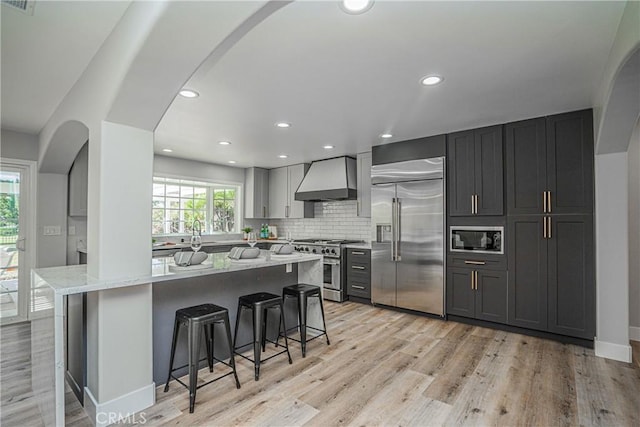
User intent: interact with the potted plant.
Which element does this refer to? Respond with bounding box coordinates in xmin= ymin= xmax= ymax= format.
xmin=242 ymin=226 xmax=253 ymax=240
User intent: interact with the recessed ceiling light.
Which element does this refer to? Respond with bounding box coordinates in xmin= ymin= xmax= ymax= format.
xmin=218 ymin=141 xmax=231 ymax=145
xmin=278 ymin=154 xmax=288 ymax=159
xmin=178 ymin=89 xmax=199 ymax=98
xmin=228 ymin=160 xmax=237 ymax=164
xmin=420 ymin=75 xmax=443 ymax=86
xmin=380 ymin=134 xmax=393 ymax=139
xmin=275 ymin=122 xmax=291 ymax=128
xmin=323 ymin=145 xmax=335 ymax=150
xmin=341 ymin=0 xmax=374 ymax=14
xmin=162 ymin=148 xmax=173 ymax=153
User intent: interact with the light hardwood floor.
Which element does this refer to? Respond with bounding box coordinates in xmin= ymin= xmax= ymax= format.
xmin=2 ymin=302 xmax=639 ymax=426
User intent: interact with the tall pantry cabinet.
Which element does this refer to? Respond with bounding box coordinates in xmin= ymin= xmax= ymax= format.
xmin=505 ymin=109 xmax=595 ymax=340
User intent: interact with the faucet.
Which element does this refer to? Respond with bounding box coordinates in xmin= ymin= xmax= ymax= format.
xmin=192 ymin=219 xmax=202 ymax=237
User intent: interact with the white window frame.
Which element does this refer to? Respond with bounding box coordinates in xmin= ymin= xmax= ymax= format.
xmin=152 ymin=175 xmax=243 ymax=236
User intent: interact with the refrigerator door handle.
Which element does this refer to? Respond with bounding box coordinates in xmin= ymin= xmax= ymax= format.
xmin=391 ymin=197 xmax=397 ymax=261
xmin=396 ymin=198 xmax=402 ymax=261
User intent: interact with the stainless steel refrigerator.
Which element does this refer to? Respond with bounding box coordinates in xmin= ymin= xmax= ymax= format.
xmin=371 ymin=157 xmax=444 ymax=316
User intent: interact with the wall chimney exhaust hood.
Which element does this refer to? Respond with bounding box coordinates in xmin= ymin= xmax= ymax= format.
xmin=295 ymin=156 xmax=357 ymax=201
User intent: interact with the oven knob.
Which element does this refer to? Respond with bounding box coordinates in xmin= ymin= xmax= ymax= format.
xmin=321 ymin=249 xmax=326 ymax=254
xmin=331 ymin=249 xmax=336 ymax=254
xmin=312 ymin=248 xmax=317 ymax=253
xmin=305 ymin=247 xmax=309 ymax=251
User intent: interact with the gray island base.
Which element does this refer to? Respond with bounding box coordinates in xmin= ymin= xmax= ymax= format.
xmin=30 ymin=252 xmax=322 ymax=426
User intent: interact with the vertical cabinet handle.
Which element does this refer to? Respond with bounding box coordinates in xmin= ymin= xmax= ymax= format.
xmin=471 ymin=195 xmax=475 ymax=214
xmin=470 ymin=270 xmax=478 ymax=290
xmin=548 ymin=217 xmax=552 ymax=239
xmin=357 ymin=200 xmax=360 ymax=216
xmin=543 ymin=217 xmax=548 ymax=239
xmin=543 ymin=191 xmax=548 ymax=213
xmin=474 ymin=194 xmax=478 ymax=214
xmin=548 ymin=191 xmax=552 ymax=213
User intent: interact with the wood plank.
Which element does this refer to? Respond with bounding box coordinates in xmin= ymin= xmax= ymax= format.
xmin=3 ymin=302 xmax=640 ymax=427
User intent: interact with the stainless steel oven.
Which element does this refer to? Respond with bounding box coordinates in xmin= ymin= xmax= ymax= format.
xmin=322 ymin=257 xmax=341 ymax=302
xmin=293 ymin=239 xmax=364 ymax=302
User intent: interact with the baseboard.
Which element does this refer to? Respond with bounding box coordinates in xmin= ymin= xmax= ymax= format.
xmin=629 ymin=326 xmax=640 ymax=341
xmin=84 ymin=383 xmax=155 ymax=427
xmin=594 ymin=339 xmax=632 ymax=363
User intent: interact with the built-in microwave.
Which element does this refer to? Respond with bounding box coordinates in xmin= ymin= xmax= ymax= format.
xmin=450 ymin=226 xmax=504 ymax=255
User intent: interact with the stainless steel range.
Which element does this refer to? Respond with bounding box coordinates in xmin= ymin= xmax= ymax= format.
xmin=293 ymin=239 xmax=363 ymax=302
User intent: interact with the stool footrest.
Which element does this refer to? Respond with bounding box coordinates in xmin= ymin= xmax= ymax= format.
xmin=234 ymin=348 xmax=291 ymax=364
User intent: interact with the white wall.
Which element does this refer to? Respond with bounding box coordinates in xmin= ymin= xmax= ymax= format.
xmin=153 ymin=154 xmax=244 ymax=184
xmin=629 ymin=119 xmax=640 ymax=340
xmin=1 ymin=129 xmax=68 ymax=268
xmin=245 ymin=200 xmax=370 ymax=241
xmin=1 ymin=129 xmax=39 ymax=161
xmin=595 ymin=152 xmax=631 ymax=361
xmin=36 ymin=173 xmax=68 ymax=268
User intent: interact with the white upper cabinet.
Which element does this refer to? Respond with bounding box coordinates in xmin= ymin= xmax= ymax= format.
xmin=268 ymin=164 xmax=314 ymax=219
xmin=68 ymin=143 xmax=88 ymax=217
xmin=357 ymin=152 xmax=372 ymax=217
xmin=244 ymin=167 xmax=269 ymax=219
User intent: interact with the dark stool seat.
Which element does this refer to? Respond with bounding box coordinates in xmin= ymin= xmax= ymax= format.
xmin=279 ymin=284 xmax=330 ymax=357
xmin=164 ymin=303 xmax=240 ymax=413
xmin=233 ymin=292 xmax=292 ymax=380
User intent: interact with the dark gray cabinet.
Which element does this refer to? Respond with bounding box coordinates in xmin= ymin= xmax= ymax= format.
xmin=507 ymin=216 xmax=548 ymax=331
xmin=507 ymin=215 xmax=594 ymax=339
xmin=446 ymin=266 xmax=507 ymax=323
xmin=547 ymin=215 xmax=594 ymax=338
xmin=346 ymin=248 xmax=371 ymax=300
xmin=506 ymin=110 xmax=593 ymax=215
xmin=448 ymin=125 xmax=503 ymax=216
xmin=506 ymin=109 xmax=594 ymax=341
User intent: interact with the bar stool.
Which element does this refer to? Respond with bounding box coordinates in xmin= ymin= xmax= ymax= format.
xmin=279 ymin=284 xmax=330 ymax=357
xmin=233 ymin=292 xmax=292 ymax=380
xmin=164 ymin=303 xmax=240 ymax=413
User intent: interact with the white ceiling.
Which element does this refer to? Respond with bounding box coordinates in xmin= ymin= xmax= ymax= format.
xmin=0 ymin=1 xmax=131 ymax=134
xmin=1 ymin=1 xmax=626 ymax=169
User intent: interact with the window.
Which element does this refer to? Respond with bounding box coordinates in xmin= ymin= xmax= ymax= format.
xmin=152 ymin=177 xmax=240 ymax=235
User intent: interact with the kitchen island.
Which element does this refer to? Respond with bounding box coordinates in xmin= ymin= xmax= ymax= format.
xmin=30 ymin=251 xmax=322 ymax=426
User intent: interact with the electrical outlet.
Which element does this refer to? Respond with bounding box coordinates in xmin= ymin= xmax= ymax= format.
xmin=68 ymin=226 xmax=76 ymax=236
xmin=286 ymin=263 xmax=292 ymax=273
xmin=43 ymin=226 xmax=61 ymax=236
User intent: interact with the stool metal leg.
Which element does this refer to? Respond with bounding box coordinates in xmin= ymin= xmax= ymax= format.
xmin=317 ymin=294 xmax=330 ymax=345
xmin=188 ymin=320 xmax=202 ymax=413
xmin=298 ymin=293 xmax=308 ymax=357
xmin=279 ymin=300 xmax=293 ymax=364
xmin=204 ymin=324 xmax=214 ymax=372
xmin=223 ymin=312 xmax=241 ymax=389
xmin=253 ymin=305 xmax=264 ymax=380
xmin=233 ymin=304 xmax=243 ymax=353
xmin=164 ymin=316 xmax=181 ymax=392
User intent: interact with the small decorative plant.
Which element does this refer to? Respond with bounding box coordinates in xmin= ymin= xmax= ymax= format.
xmin=242 ymin=226 xmax=253 ymax=240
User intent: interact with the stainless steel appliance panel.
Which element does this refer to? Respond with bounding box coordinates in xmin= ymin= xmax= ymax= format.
xmin=395 ymin=179 xmax=444 ymax=315
xmin=371 ymin=183 xmax=396 ymax=306
xmin=371 ymin=158 xmax=444 ymax=185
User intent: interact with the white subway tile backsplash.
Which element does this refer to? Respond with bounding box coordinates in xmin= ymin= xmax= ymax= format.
xmin=244 ymin=200 xmax=370 ymax=241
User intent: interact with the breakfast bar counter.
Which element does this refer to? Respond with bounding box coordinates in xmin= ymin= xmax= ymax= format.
xmin=30 ymin=252 xmax=322 ymax=426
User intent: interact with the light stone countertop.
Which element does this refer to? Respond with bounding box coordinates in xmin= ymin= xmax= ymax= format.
xmin=32 ymin=251 xmax=322 ymax=296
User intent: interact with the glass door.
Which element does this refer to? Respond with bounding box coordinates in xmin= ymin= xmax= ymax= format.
xmin=0 ymin=161 xmax=34 ymax=323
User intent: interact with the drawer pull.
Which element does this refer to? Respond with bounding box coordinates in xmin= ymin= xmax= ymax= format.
xmin=464 ymin=260 xmax=486 ymax=265
xmin=351 ymin=251 xmax=365 ymax=255
xmin=351 ymin=265 xmax=366 ymax=270
xmin=352 ymin=285 xmax=365 ymax=290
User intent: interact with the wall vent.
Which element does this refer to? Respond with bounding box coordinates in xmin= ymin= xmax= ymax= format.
xmin=1 ymin=0 xmax=35 ymax=15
